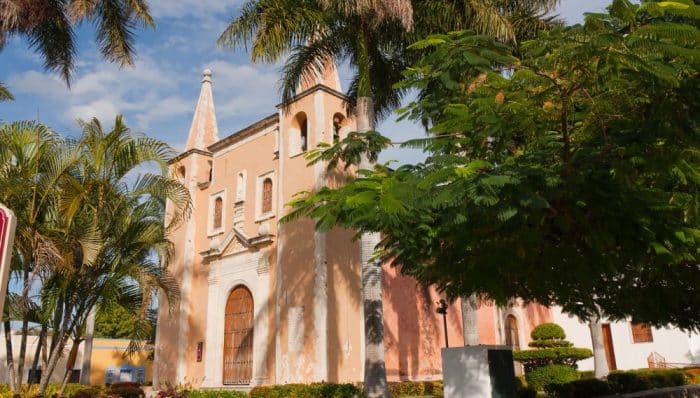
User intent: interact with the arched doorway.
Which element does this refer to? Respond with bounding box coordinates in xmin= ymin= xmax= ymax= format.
xmin=505 ymin=315 xmax=520 ymax=350
xmin=505 ymin=314 xmax=522 ymax=375
xmin=223 ymin=285 xmax=254 ymax=385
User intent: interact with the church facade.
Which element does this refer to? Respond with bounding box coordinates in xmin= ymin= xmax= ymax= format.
xmin=152 ymin=66 xmax=550 ymax=387
xmin=153 ymin=67 xmax=699 ymax=389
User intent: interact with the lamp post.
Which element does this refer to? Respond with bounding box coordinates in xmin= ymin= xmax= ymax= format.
xmin=436 ymin=299 xmax=449 ymax=348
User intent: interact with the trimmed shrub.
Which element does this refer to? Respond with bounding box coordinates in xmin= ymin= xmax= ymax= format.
xmin=387 ymin=380 xmax=443 ymax=397
xmin=525 ymin=364 xmax=579 ymax=392
xmin=513 ymin=347 xmax=593 ymax=368
xmin=108 ymin=382 xmax=145 ymax=398
xmin=607 ymin=369 xmax=689 ymax=394
xmin=187 ymin=391 xmax=246 ymax=398
xmin=548 ymin=378 xmax=613 ymax=398
xmin=249 ymin=383 xmax=362 ymax=398
xmin=531 ymin=323 xmax=566 ymax=341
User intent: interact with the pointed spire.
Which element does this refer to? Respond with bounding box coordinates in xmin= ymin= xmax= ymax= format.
xmin=185 ymin=68 xmax=219 ymax=151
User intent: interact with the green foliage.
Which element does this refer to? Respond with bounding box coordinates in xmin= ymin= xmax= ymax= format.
xmin=185 ymin=391 xmax=247 ymax=398
xmin=108 ymin=382 xmax=145 ymax=398
xmin=95 ymin=305 xmax=154 ymax=340
xmin=0 ymin=384 xmax=103 ymax=398
xmin=527 ymin=323 xmax=573 ymax=349
xmin=548 ymin=378 xmax=613 ymax=398
xmin=513 ymin=347 xmax=593 ymax=368
xmin=249 ymin=383 xmax=362 ymax=398
xmin=607 ymin=368 xmax=690 ymax=393
xmin=387 ymin=380 xmax=443 ymax=397
xmin=525 ymin=364 xmax=579 ymax=392
xmin=549 ymin=368 xmax=692 ymax=397
xmin=285 ymin=0 xmax=700 ymax=331
xmin=530 ymin=323 xmax=566 ymax=341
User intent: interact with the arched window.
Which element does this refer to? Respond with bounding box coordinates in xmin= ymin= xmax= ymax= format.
xmin=213 ymin=197 xmax=223 ymax=229
xmin=223 ymin=286 xmax=254 ymax=385
xmin=505 ymin=315 xmax=520 ymax=350
xmin=291 ymin=112 xmax=309 ymax=156
xmin=236 ymin=172 xmax=245 ymax=201
xmin=262 ymin=178 xmax=273 ymax=214
xmin=332 ymin=113 xmax=345 ymax=144
xmin=300 ymin=118 xmax=308 ymax=152
xmin=178 ymin=166 xmax=186 ymax=181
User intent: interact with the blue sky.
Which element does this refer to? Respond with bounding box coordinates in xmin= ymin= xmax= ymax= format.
xmin=0 ymin=0 xmax=610 ymax=164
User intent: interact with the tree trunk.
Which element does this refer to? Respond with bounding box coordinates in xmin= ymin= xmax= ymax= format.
xmin=589 ymin=318 xmax=609 ymax=378
xmin=461 ymin=293 xmax=479 ymax=346
xmin=59 ymin=338 xmax=81 ymax=395
xmin=79 ymin=306 xmax=96 ymax=384
xmin=29 ymin=325 xmax=46 ymax=385
xmin=38 ymin=303 xmax=73 ymax=396
xmin=356 ymin=96 xmax=390 ymax=398
xmin=4 ymin=319 xmax=17 ymax=391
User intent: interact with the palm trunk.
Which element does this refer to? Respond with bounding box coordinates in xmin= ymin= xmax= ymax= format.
xmin=79 ymin=307 xmax=96 ymax=384
xmin=4 ymin=319 xmax=17 ymax=391
xmin=38 ymin=302 xmax=73 ymax=396
xmin=59 ymin=338 xmax=81 ymax=395
xmin=357 ymin=95 xmax=389 ymax=398
xmin=589 ymin=319 xmax=609 ymax=378
xmin=461 ymin=294 xmax=479 ymax=345
xmin=29 ymin=325 xmax=46 ymax=385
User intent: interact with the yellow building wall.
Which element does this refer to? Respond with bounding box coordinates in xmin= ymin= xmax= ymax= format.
xmin=88 ymin=338 xmax=153 ymax=385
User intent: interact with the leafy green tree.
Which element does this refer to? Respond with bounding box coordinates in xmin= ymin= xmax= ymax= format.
xmin=284 ymin=0 xmax=700 ymax=334
xmin=95 ymin=305 xmax=140 ymax=339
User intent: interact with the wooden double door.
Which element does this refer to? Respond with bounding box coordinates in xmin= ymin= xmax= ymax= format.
xmin=223 ymin=286 xmax=254 ymax=385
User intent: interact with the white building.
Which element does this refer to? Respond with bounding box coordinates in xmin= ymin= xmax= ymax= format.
xmin=553 ymin=307 xmax=700 ymax=371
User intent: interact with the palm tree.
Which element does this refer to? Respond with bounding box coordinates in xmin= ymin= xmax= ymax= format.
xmin=0 ymin=121 xmax=76 ymax=392
xmin=0 ymin=117 xmax=190 ymax=395
xmin=58 ymin=116 xmax=190 ymax=387
xmin=220 ymin=1 xmax=559 ymax=396
xmin=0 ymin=0 xmax=154 ymax=92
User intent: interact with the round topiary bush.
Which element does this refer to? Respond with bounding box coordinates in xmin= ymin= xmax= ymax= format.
xmin=513 ymin=322 xmax=593 ymax=393
xmin=526 ymin=364 xmax=579 ymax=391
xmin=531 ymin=323 xmax=566 ymax=340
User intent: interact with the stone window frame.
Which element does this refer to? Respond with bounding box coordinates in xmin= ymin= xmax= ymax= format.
xmin=208 ymin=190 xmax=226 ymax=236
xmin=255 ymin=171 xmax=276 ymax=222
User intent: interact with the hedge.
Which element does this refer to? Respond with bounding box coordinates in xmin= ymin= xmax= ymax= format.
xmin=547 ymin=368 xmax=692 ymax=398
xmin=607 ymin=368 xmax=689 ymax=394
xmin=248 ymin=383 xmax=362 ymax=398
xmin=0 ymin=383 xmax=106 ymax=398
xmin=387 ymin=380 xmax=443 ymax=397
xmin=187 ymin=391 xmax=247 ymax=398
xmin=525 ymin=364 xmax=579 ymax=391
xmin=548 ymin=378 xmax=613 ymax=398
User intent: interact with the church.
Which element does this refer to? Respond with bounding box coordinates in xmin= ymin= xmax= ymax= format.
xmin=153 ymin=65 xmax=700 ymax=389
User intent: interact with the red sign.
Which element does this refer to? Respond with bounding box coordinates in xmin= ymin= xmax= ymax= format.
xmin=0 ymin=204 xmax=17 ymax=318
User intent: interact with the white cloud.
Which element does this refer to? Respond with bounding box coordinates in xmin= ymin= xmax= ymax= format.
xmin=149 ymin=0 xmax=239 ymax=19
xmin=8 ymin=70 xmax=67 ymax=100
xmin=69 ymin=99 xmax=121 ymax=124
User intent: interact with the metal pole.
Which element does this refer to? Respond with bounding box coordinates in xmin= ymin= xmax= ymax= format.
xmin=437 ymin=299 xmax=449 ymax=348
xmin=443 ymin=312 xmax=449 ymax=348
